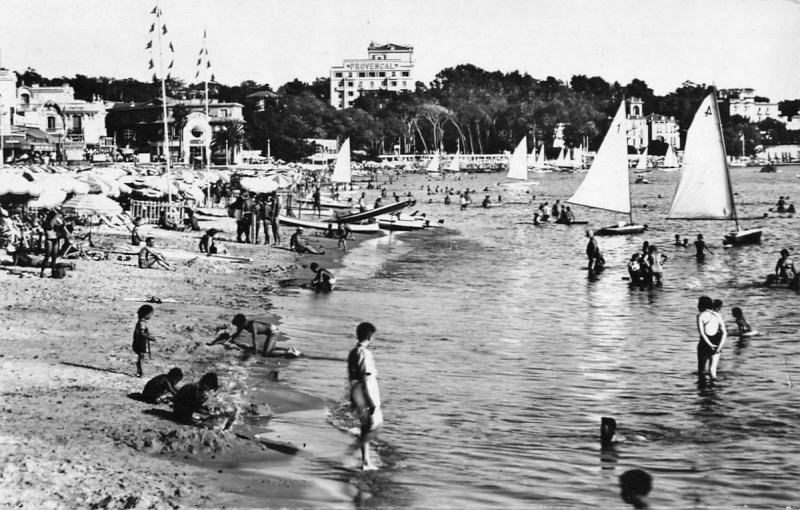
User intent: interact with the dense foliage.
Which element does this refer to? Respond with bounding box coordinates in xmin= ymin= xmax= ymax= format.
xmin=16 ymin=65 xmax=800 ymax=161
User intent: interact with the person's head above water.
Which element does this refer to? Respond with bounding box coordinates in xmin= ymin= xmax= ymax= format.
xmin=713 ymin=298 xmax=723 ymax=311
xmin=780 ymin=248 xmax=790 ymax=257
xmin=731 ymin=306 xmax=744 ymax=319
xmin=619 ymin=469 xmax=652 ymax=507
xmin=698 ymin=295 xmax=714 ymax=311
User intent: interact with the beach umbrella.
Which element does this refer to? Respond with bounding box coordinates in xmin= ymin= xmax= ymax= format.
xmin=239 ymin=177 xmax=279 ymax=194
xmin=33 ymin=174 xmax=91 ymax=195
xmin=28 ymin=187 xmax=67 ymax=208
xmin=0 ymin=174 xmax=44 ymax=197
xmin=61 ymin=194 xmax=123 ymax=216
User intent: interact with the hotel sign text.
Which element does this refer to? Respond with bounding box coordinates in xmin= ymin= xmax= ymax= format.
xmin=344 ymin=61 xmax=400 ymax=71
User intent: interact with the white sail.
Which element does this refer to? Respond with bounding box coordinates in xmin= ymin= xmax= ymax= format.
xmin=426 ymin=152 xmax=441 ymax=173
xmin=506 ymin=138 xmax=528 ymax=180
xmin=567 ymin=101 xmax=631 ymax=214
xmin=555 ymin=147 xmax=566 ymax=165
xmin=635 ymin=147 xmax=649 ymax=170
xmin=447 ymin=151 xmax=460 ymax=172
xmin=662 ymin=144 xmax=678 ymax=168
xmin=667 ymin=93 xmax=735 ymax=220
xmin=533 ymin=146 xmax=547 ymax=169
xmin=331 ymin=138 xmax=351 ymax=183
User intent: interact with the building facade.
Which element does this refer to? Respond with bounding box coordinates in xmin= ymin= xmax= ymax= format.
xmin=1 ymin=68 xmax=111 ymax=161
xmin=105 ymin=97 xmax=243 ymax=163
xmin=720 ymin=88 xmax=781 ymax=123
xmin=329 ymin=42 xmax=415 ymax=109
xmin=625 ymin=97 xmax=680 ymax=150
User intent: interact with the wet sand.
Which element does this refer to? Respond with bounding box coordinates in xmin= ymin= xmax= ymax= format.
xmin=0 ymin=215 xmax=366 ymax=508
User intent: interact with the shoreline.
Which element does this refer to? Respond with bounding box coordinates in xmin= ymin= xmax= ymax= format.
xmin=0 ymin=215 xmax=380 ymax=508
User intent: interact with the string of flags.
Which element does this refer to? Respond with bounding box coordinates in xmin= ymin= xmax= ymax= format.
xmin=195 ymin=29 xmax=215 ymax=83
xmin=145 ymin=4 xmax=175 ymax=81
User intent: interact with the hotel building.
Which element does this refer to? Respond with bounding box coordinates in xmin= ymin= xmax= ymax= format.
xmin=626 ymin=97 xmax=680 ymax=150
xmin=329 ymin=42 xmax=415 ymax=109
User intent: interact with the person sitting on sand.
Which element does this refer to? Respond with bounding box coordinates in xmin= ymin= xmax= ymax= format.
xmin=289 ymin=228 xmax=325 ymax=255
xmin=142 ymin=367 xmax=183 ymax=403
xmin=173 ymin=372 xmax=219 ymax=424
xmin=208 ymin=314 xmax=300 ymax=357
xmin=309 ymin=262 xmax=336 ymax=292
xmin=199 ymin=229 xmax=219 ymax=254
xmin=323 ymin=223 xmax=337 ymax=238
xmin=158 ymin=210 xmax=182 ymax=231
xmin=138 ymin=237 xmax=172 ymax=270
xmin=775 ymin=248 xmax=796 ymax=280
xmin=348 ymin=322 xmax=383 ymax=471
xmin=184 ymin=208 xmax=201 ymax=231
xmin=130 ymin=217 xmax=143 ymax=246
xmin=730 ymin=307 xmax=752 ymax=336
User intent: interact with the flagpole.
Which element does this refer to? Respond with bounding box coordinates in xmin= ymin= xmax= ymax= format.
xmin=155 ymin=0 xmax=172 ymax=207
xmin=204 ymin=30 xmax=211 ymax=205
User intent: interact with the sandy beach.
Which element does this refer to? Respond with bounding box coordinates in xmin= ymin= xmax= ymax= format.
xmin=0 ymin=215 xmax=364 ymax=509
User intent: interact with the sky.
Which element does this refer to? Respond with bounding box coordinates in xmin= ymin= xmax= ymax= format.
xmin=0 ymin=0 xmax=798 ymax=101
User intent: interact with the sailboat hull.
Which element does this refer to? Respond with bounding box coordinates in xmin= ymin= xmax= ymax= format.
xmin=723 ymin=228 xmax=762 ymax=246
xmin=595 ymin=224 xmax=647 ymax=236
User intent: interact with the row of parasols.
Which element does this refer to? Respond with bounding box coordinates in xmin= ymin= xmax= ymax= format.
xmin=0 ymin=166 xmax=300 ymax=216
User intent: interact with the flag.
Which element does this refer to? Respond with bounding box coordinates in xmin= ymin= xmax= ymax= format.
xmin=145 ymin=41 xmax=152 ymax=50
xmin=203 ymin=29 xmax=207 ymax=38
xmin=168 ymin=60 xmax=174 ymax=69
xmin=207 ymin=61 xmax=211 ymax=68
xmin=162 ymin=25 xmax=168 ymax=35
xmin=204 ymin=48 xmax=208 ymax=55
xmin=151 ymin=5 xmax=157 ymax=14
xmin=169 ymin=42 xmax=174 ymax=52
xmin=195 ymin=70 xmax=200 ymax=79
xmin=149 ymin=23 xmax=155 ymax=32
xmin=196 ymin=58 xmax=202 ymax=66
xmin=148 ymin=59 xmax=154 ymax=70
xmin=152 ymin=73 xmax=157 ymax=82
xmin=211 ymin=74 xmax=215 ymax=82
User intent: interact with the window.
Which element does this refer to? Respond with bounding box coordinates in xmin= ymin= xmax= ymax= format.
xmin=379 ymin=72 xmax=385 ymax=77
xmin=335 ymin=72 xmax=342 ymax=78
xmin=402 ymin=71 xmax=409 ymax=77
xmin=368 ymin=72 xmax=376 ymax=77
xmin=72 ymin=116 xmax=82 ymax=130
xmin=391 ymin=81 xmax=397 ymax=87
xmin=348 ymin=81 xmax=354 ymax=87
xmin=47 ymin=117 xmax=56 ymax=130
xmin=402 ymin=81 xmax=407 ymax=87
xmin=358 ymin=72 xmax=366 ymax=78
xmin=391 ymin=72 xmax=396 ymax=77
xmin=220 ymin=108 xmax=229 ymax=117
xmin=370 ymin=81 xmax=374 ymax=88
xmin=21 ymin=94 xmax=30 ymax=105
xmin=348 ymin=91 xmax=354 ymax=96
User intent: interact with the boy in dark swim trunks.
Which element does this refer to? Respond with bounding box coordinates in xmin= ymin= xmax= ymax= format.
xmin=173 ymin=372 xmax=219 ymax=424
xmin=731 ymin=307 xmax=752 ymax=336
xmin=142 ymin=367 xmax=183 ymax=403
xmin=132 ymin=305 xmax=158 ymax=377
xmin=309 ymin=262 xmax=336 ymax=292
xmin=347 ymin=322 xmax=383 ymax=470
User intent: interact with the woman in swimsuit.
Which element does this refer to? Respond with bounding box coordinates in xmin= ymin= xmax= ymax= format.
xmin=696 ymin=296 xmax=728 ymax=380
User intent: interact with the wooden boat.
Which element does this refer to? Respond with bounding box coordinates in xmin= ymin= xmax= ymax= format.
xmin=567 ymin=101 xmax=646 ymax=236
xmin=334 ymin=199 xmax=416 ymax=224
xmin=667 ymin=91 xmax=762 ymax=247
xmin=277 ymin=214 xmax=381 ymax=234
xmin=378 ymin=217 xmax=428 ymax=231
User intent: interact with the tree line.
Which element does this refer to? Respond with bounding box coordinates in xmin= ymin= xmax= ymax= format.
xmin=16 ymin=65 xmax=800 ymax=161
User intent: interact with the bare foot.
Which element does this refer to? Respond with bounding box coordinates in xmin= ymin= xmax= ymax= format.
xmin=361 ymin=463 xmax=378 ymax=471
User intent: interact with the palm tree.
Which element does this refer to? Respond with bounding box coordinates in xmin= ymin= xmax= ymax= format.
xmin=211 ymin=118 xmax=249 ymax=165
xmin=171 ymin=103 xmax=190 ymax=161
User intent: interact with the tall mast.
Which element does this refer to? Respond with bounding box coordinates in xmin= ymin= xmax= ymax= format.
xmin=155 ymin=0 xmax=172 ymax=206
xmin=712 ymin=87 xmax=739 ymax=230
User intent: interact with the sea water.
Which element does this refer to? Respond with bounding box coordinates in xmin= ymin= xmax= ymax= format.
xmin=259 ymin=167 xmax=800 ymax=508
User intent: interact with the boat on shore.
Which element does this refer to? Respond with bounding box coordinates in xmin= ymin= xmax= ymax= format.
xmin=567 ymin=101 xmax=646 ymax=236
xmin=667 ymin=91 xmax=762 ymax=246
xmin=277 ymin=214 xmax=381 ymax=234
xmin=334 ymin=199 xmax=416 ymax=224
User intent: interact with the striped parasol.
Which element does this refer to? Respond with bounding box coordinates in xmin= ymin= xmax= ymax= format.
xmin=61 ymin=194 xmax=123 ymax=216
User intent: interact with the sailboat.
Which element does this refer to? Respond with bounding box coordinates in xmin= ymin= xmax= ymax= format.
xmin=331 ymin=138 xmax=351 ymax=183
xmin=447 ymin=151 xmax=460 ymax=172
xmin=634 ymin=147 xmax=649 ymax=172
xmin=426 ymin=151 xmax=441 ymax=174
xmin=567 ymin=101 xmax=646 ymax=236
xmin=661 ymin=144 xmax=679 ymax=170
xmin=501 ymin=137 xmax=538 ymax=187
xmin=531 ymin=146 xmax=550 ymax=172
xmin=667 ymin=92 xmax=762 ymax=246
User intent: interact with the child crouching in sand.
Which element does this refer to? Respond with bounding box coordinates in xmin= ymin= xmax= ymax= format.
xmin=173 ymin=372 xmax=219 ymax=423
xmin=207 ymin=314 xmax=300 ymax=357
xmin=141 ymin=367 xmax=183 ymax=403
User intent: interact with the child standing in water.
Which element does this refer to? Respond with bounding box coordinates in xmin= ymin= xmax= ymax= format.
xmin=696 ymin=296 xmax=728 ymax=380
xmin=348 ymin=322 xmax=383 ymax=470
xmin=132 ymin=305 xmax=157 ymax=377
xmin=731 ymin=307 xmax=752 ymax=336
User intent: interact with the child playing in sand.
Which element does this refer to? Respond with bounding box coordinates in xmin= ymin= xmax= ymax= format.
xmin=347 ymin=322 xmax=383 ymax=470
xmin=731 ymin=307 xmax=752 ymax=336
xmin=142 ymin=367 xmax=183 ymax=403
xmin=207 ymin=314 xmax=300 ymax=357
xmin=173 ymin=372 xmax=219 ymax=423
xmin=309 ymin=262 xmax=336 ymax=292
xmin=132 ymin=305 xmax=158 ymax=378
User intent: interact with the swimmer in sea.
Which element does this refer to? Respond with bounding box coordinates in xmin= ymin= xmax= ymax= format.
xmin=696 ymin=296 xmax=727 ymax=380
xmin=775 ymin=249 xmax=796 ymax=280
xmin=694 ymin=234 xmax=713 ymax=262
xmin=619 ymin=469 xmax=652 ymax=509
xmin=731 ymin=307 xmax=752 ymax=336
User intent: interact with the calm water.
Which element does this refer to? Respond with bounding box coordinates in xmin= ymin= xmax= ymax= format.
xmin=263 ymin=166 xmax=800 ymax=508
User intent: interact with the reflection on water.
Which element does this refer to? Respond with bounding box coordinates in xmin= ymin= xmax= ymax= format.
xmin=269 ymin=167 xmax=800 ymax=508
